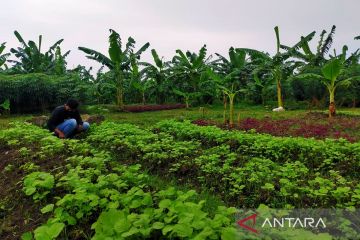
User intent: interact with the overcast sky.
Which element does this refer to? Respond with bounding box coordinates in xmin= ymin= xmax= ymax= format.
xmin=1 ymin=0 xmax=359 ymax=71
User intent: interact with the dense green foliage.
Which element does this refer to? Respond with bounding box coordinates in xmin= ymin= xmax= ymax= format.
xmin=78 ymin=29 xmax=150 ymax=109
xmin=87 ymin=120 xmax=360 ymax=210
xmin=8 ymin=31 xmax=69 ymax=74
xmin=0 ymin=26 xmax=358 ymax=113
xmin=2 ymin=121 xmax=349 ymax=239
xmin=0 ymin=123 xmax=243 ymax=239
xmin=0 ymin=73 xmax=92 ymax=113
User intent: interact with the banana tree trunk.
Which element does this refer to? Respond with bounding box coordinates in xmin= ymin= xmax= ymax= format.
xmin=276 ymin=78 xmax=283 ymax=108
xmin=229 ymin=94 xmax=235 ymax=128
xmin=117 ymin=87 xmax=124 ymax=109
xmin=142 ymin=91 xmax=146 ymax=105
xmin=116 ymin=71 xmax=125 ymax=110
xmin=261 ymin=88 xmax=266 ymax=105
xmin=223 ymin=94 xmax=227 ymax=111
xmin=185 ymin=96 xmax=189 ymax=109
xmin=329 ymin=88 xmax=336 ymax=118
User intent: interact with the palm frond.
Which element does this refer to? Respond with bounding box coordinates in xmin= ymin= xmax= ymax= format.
xmin=48 ymin=39 xmax=64 ymax=52
xmin=124 ymin=37 xmax=135 ymax=56
xmin=230 ymin=48 xmax=246 ymax=68
xmin=300 ymin=35 xmax=315 ymax=56
xmin=151 ymin=49 xmax=163 ymax=69
xmin=294 ymin=73 xmax=323 ymax=81
xmin=78 ymin=46 xmax=113 ymax=69
xmin=193 ymin=44 xmax=207 ymax=68
xmin=175 ymin=49 xmax=192 ymax=68
xmin=292 ymin=31 xmax=316 ymax=51
xmin=320 ymin=25 xmax=336 ymax=55
xmin=62 ymin=50 xmax=71 ymax=59
xmin=280 ymin=44 xmax=291 ymax=51
xmin=214 ymin=53 xmax=229 ymax=65
xmin=28 ymin=41 xmax=40 ymax=53
xmin=274 ymin=26 xmax=280 ymax=53
xmin=316 ymin=30 xmax=327 ymax=54
xmin=13 ymin=31 xmax=28 ymax=48
xmin=344 ymin=49 xmax=360 ymax=66
xmin=108 ymin=29 xmax=122 ymax=63
xmin=133 ymin=42 xmax=150 ymax=58
xmin=236 ymin=48 xmax=271 ymax=61
xmin=0 ymin=43 xmax=6 ymax=55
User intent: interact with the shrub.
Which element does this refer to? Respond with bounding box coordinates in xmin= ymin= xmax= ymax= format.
xmin=0 ymin=73 xmax=92 ymax=113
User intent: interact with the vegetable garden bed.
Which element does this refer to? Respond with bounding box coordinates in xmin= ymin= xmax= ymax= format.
xmin=1 ymin=120 xmax=360 ymax=239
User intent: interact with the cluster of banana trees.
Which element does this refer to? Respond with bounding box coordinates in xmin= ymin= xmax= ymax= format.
xmin=79 ymin=29 xmax=150 ymax=109
xmin=1 ymin=27 xmax=359 ymax=118
xmin=6 ymin=31 xmax=70 ymax=74
xmin=286 ymin=26 xmax=360 ymax=117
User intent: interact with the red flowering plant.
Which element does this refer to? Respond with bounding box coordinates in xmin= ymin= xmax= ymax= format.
xmin=193 ymin=112 xmax=360 ymax=142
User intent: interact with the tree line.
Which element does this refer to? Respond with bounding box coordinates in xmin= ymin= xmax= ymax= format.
xmin=0 ymin=27 xmax=359 ymax=118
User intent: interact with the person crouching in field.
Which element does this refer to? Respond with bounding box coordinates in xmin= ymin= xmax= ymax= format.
xmin=47 ymin=99 xmax=90 ymax=139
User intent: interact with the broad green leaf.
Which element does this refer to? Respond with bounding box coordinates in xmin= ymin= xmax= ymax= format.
xmin=172 ymin=223 xmax=193 ymax=237
xmin=221 ymin=227 xmax=240 ymax=240
xmin=162 ymin=225 xmax=174 ymax=235
xmin=47 ymin=223 xmax=65 ymax=239
xmin=108 ymin=29 xmax=122 ymax=63
xmin=193 ymin=227 xmax=215 ymax=240
xmin=151 ymin=49 xmax=163 ymax=69
xmin=121 ymin=227 xmax=139 ymax=238
xmin=152 ymin=222 xmax=165 ymax=230
xmin=114 ymin=218 xmax=131 ymax=234
xmin=321 ymin=58 xmax=342 ymax=80
xmin=274 ymin=26 xmax=281 ymax=53
xmin=34 ymin=222 xmax=65 ymax=240
xmin=21 ymin=232 xmax=33 ymax=240
xmin=41 ymin=204 xmax=54 ymax=214
xmin=25 ymin=187 xmax=36 ymax=196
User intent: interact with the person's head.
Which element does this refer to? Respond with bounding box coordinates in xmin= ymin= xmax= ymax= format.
xmin=64 ymin=99 xmax=79 ymax=112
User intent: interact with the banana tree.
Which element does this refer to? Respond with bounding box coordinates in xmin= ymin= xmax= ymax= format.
xmin=79 ymin=29 xmax=150 ymax=109
xmin=206 ymin=67 xmax=244 ymax=127
xmin=131 ymin=80 xmax=155 ymax=105
xmin=238 ymin=26 xmax=294 ymax=109
xmin=212 ymin=47 xmax=262 ymax=107
xmin=129 ymin=58 xmax=154 ymax=105
xmin=0 ymin=43 xmax=10 ymax=70
xmin=173 ymin=89 xmax=201 ymax=109
xmin=252 ymin=68 xmax=274 ymax=105
xmin=141 ymin=49 xmax=170 ymax=103
xmin=54 ymin=46 xmax=67 ymax=75
xmin=281 ymin=25 xmax=337 ymax=68
xmin=206 ymin=48 xmax=252 ymax=126
xmin=69 ymin=65 xmax=94 ymax=83
xmin=9 ymin=31 xmax=69 ymax=74
xmin=169 ymin=45 xmax=211 ymax=100
xmin=295 ymin=55 xmax=355 ymax=117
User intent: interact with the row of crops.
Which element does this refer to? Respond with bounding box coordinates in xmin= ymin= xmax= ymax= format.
xmin=1 ymin=121 xmax=360 ymax=239
xmin=89 ymin=120 xmax=360 ymax=209
xmin=1 ymin=123 xmax=240 ymax=239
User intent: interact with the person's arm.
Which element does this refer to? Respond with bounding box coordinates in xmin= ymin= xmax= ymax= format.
xmin=74 ymin=110 xmax=84 ymax=130
xmin=48 ymin=107 xmax=63 ymax=131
